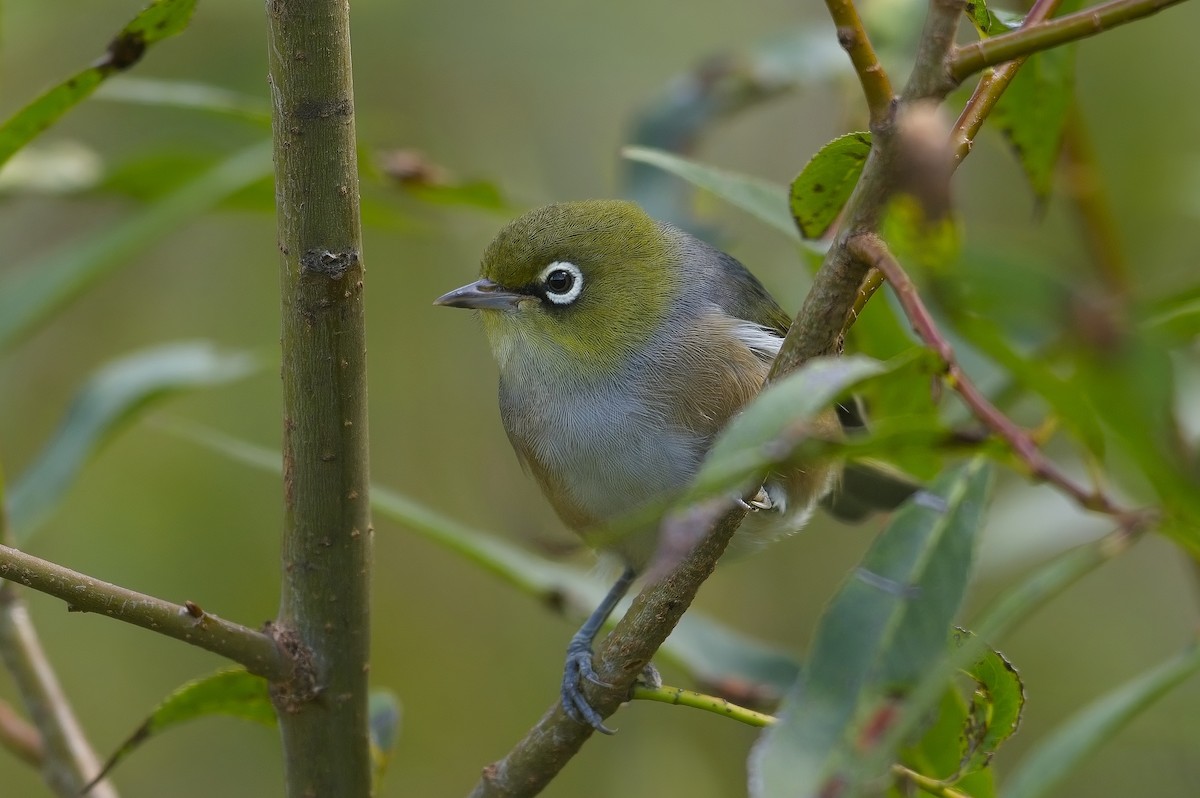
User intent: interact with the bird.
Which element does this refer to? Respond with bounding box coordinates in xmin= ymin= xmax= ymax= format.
xmin=435 ymin=199 xmax=905 ymax=733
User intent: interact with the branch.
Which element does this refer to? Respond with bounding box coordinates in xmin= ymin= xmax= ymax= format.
xmin=826 ymin=0 xmax=894 ymax=128
xmin=266 ymin=1 xmax=373 ymax=796
xmin=891 ymin=765 xmax=973 ymax=798
xmin=950 ymin=0 xmax=1189 ymax=82
xmin=0 ymin=698 xmax=42 ymax=768
xmin=468 ymin=502 xmax=748 ymax=797
xmin=0 ymin=582 xmax=117 ymax=798
xmin=0 ymin=544 xmax=287 ymax=679
xmin=846 ymin=233 xmax=1135 ymax=519
xmin=902 ymin=0 xmax=967 ymax=101
xmin=951 ymin=0 xmax=1063 ymax=163
xmin=631 ymin=683 xmax=776 ymax=728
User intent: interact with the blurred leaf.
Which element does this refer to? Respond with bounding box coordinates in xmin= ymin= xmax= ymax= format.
xmin=160 ymin=421 xmax=803 ymax=697
xmin=0 ymin=141 xmax=104 ymax=195
xmin=85 ymin=668 xmax=275 ymax=791
xmin=99 ymin=150 xmax=275 ymax=211
xmin=93 ymin=77 xmax=271 ymax=123
xmin=0 ymin=0 xmax=198 ymax=170
xmin=368 ymin=689 xmax=402 ymax=794
xmin=953 ymin=628 xmax=1025 ymax=777
xmin=622 ymin=30 xmax=849 ymax=232
xmin=1004 ymin=641 xmax=1200 ymax=798
xmin=0 ymin=139 xmax=273 ymax=350
xmin=685 ymin=355 xmax=891 ymax=506
xmin=1143 ymin=286 xmax=1200 ymax=342
xmin=880 ymin=194 xmax=962 ymax=276
xmin=1073 ymin=327 xmax=1200 ymax=546
xmin=789 ymin=132 xmax=871 ymax=239
xmin=749 ymin=459 xmax=991 ymax=798
xmin=373 ymin=149 xmax=509 ymax=211
xmin=622 ymin=146 xmax=807 ymax=245
xmin=7 ymin=343 xmax=256 ymax=543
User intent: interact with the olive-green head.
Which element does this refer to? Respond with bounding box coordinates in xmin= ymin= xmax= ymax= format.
xmin=435 ymin=200 xmax=681 ymax=377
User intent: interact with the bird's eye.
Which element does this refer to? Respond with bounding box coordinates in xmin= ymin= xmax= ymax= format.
xmin=538 ymin=261 xmax=584 ymax=305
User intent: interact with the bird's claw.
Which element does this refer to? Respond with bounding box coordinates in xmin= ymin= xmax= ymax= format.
xmin=562 ymin=644 xmax=616 ymax=734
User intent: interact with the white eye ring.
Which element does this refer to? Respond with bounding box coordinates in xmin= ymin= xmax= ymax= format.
xmin=538 ymin=261 xmax=584 ymax=305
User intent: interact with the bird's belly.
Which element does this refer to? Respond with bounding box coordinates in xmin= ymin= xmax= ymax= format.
xmin=502 ymin=385 xmax=704 ymax=564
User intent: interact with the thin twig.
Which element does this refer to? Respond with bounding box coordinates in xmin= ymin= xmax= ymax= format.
xmin=0 ymin=582 xmax=117 ymax=798
xmin=0 ymin=696 xmax=42 ymax=768
xmin=846 ymin=233 xmax=1133 ymax=519
xmin=951 ymin=0 xmax=1189 ymax=82
xmin=0 ymin=544 xmax=287 ymax=680
xmin=631 ymin=683 xmax=777 ymax=728
xmin=951 ymin=0 xmax=1062 ymax=164
xmin=825 ymin=0 xmax=894 ymax=128
xmin=891 ymin=764 xmax=973 ymax=798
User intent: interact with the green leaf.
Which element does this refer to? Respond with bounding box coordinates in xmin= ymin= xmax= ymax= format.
xmin=953 ymin=628 xmax=1025 ymax=776
xmin=7 ymin=343 xmax=256 ymax=543
xmin=369 ymin=689 xmax=402 ymax=793
xmin=0 ymin=140 xmax=273 ymax=350
xmin=85 ymin=668 xmax=275 ymax=791
xmin=159 ymin=420 xmax=803 ymax=698
xmin=893 ymin=687 xmax=996 ymax=798
xmin=686 ymin=355 xmax=891 ymax=506
xmin=789 ymin=132 xmax=871 ymax=239
xmin=749 ymin=459 xmax=991 ymax=798
xmin=1004 ymin=641 xmax=1200 ymax=798
xmin=0 ymin=0 xmax=198 ymax=170
xmin=93 ymin=77 xmax=271 ymax=123
xmin=965 ymin=0 xmax=1022 ymax=36
xmin=621 ymin=146 xmax=807 ymax=245
xmin=972 ymin=0 xmax=1084 ymax=200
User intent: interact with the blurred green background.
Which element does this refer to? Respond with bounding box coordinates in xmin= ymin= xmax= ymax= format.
xmin=1 ymin=1 xmax=1199 ymax=796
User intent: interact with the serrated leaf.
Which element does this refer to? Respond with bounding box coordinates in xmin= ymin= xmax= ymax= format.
xmin=7 ymin=343 xmax=256 ymax=543
xmin=159 ymin=420 xmax=802 ymax=698
xmin=789 ymin=132 xmax=871 ymax=239
xmin=953 ymin=628 xmax=1025 ymax=776
xmin=621 ymin=146 xmax=806 ymax=245
xmin=0 ymin=140 xmax=273 ymax=350
xmin=0 ymin=0 xmax=198 ymax=170
xmin=893 ymin=687 xmax=996 ymax=798
xmin=1004 ymin=642 xmax=1200 ymax=798
xmin=684 ymin=356 xmax=890 ymax=506
xmin=749 ymin=459 xmax=991 ymax=798
xmin=368 ymin=689 xmax=402 ymax=793
xmin=85 ymin=668 xmax=274 ymax=791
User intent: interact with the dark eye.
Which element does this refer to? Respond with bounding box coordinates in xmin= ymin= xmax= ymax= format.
xmin=545 ymin=269 xmax=574 ymax=294
xmin=539 ymin=261 xmax=583 ymax=305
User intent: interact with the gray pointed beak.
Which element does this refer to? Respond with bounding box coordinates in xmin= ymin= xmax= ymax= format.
xmin=434 ymin=278 xmax=525 ymax=310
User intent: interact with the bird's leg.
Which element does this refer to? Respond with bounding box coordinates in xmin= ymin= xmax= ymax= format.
xmin=562 ymin=565 xmax=637 ymax=734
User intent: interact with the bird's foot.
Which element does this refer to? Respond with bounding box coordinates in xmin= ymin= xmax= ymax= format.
xmin=737 ymin=486 xmax=775 ymax=512
xmin=562 ymin=642 xmax=616 ymax=734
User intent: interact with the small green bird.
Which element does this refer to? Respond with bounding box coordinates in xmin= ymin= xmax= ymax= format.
xmin=436 ymin=200 xmax=893 ymax=732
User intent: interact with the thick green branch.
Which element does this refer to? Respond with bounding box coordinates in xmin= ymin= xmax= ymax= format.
xmin=951 ymin=0 xmax=1189 ymax=82
xmin=266 ymin=1 xmax=373 ymax=796
xmin=825 ymin=0 xmax=894 ymax=128
xmin=0 ymin=545 xmax=287 ymax=680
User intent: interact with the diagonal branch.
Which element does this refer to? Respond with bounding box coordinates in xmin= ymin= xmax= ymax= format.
xmin=950 ymin=0 xmax=1190 ymax=82
xmin=825 ymin=0 xmax=894 ymax=128
xmin=845 ymin=233 xmax=1135 ymax=520
xmin=0 ymin=544 xmax=288 ymax=680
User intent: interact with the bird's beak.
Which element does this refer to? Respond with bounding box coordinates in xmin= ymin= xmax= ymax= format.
xmin=433 ymin=279 xmax=525 ymax=310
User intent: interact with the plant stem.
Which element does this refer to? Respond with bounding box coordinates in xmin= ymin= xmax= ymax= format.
xmin=0 ymin=582 xmax=117 ymax=798
xmin=0 ymin=698 xmax=42 ymax=768
xmin=951 ymin=0 xmax=1062 ymax=164
xmin=846 ymin=233 xmax=1135 ymax=519
xmin=891 ymin=764 xmax=973 ymax=798
xmin=0 ymin=544 xmax=286 ymax=679
xmin=825 ymin=0 xmax=894 ymax=128
xmin=265 ymin=1 xmax=373 ymax=796
xmin=631 ymin=683 xmax=776 ymax=727
xmin=951 ymin=0 xmax=1190 ymax=81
